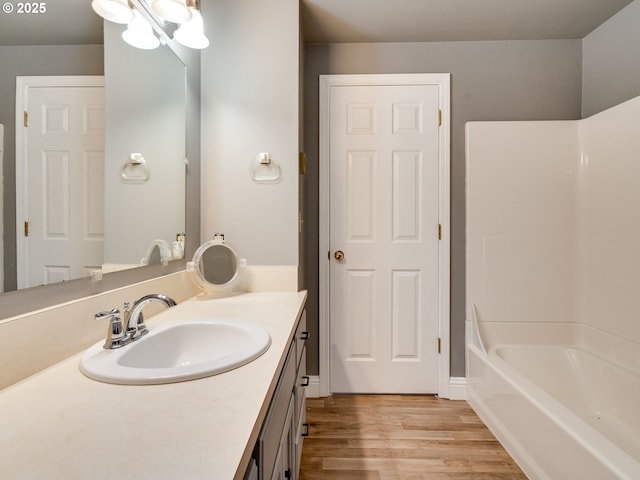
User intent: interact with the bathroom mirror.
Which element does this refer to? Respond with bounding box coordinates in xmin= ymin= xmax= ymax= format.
xmin=0 ymin=7 xmax=186 ymax=291
xmin=0 ymin=1 xmax=200 ymax=318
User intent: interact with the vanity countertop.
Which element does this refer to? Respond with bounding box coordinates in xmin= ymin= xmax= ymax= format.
xmin=0 ymin=291 xmax=307 ymax=480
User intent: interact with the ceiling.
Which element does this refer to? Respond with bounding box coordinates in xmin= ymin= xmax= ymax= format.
xmin=0 ymin=0 xmax=634 ymax=46
xmin=0 ymin=0 xmax=103 ymax=46
xmin=302 ymin=0 xmax=634 ymax=43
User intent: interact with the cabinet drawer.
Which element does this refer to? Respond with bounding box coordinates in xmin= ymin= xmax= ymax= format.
xmin=294 ymin=346 xmax=307 ymax=427
xmin=269 ymin=396 xmax=294 ymax=480
xmin=294 ymin=398 xmax=307 ymax=480
xmin=259 ymin=344 xmax=296 ymax=479
xmin=294 ymin=310 xmax=308 ymax=367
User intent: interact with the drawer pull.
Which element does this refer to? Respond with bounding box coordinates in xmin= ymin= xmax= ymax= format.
xmin=300 ymin=376 xmax=310 ymax=387
xmin=300 ymin=331 xmax=310 ymax=340
xmin=302 ymin=423 xmax=310 ymax=437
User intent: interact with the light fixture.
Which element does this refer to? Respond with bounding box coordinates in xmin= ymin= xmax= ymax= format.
xmin=174 ymin=9 xmax=209 ymax=49
xmin=122 ymin=10 xmax=161 ymax=49
xmin=92 ymin=0 xmax=209 ymax=50
xmin=151 ymin=0 xmax=193 ymax=24
xmin=91 ymin=0 xmax=134 ymax=24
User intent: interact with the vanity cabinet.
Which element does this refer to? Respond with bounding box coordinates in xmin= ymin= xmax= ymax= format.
xmin=249 ymin=310 xmax=308 ymax=480
xmin=293 ymin=311 xmax=309 ymax=478
xmin=0 ymin=292 xmax=309 ymax=480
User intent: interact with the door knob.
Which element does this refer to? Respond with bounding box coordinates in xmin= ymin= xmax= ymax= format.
xmin=334 ymin=250 xmax=345 ymax=261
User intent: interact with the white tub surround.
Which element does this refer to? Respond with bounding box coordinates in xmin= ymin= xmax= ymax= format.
xmin=466 ymin=95 xmax=640 ymax=479
xmin=0 ymin=291 xmax=307 ymax=480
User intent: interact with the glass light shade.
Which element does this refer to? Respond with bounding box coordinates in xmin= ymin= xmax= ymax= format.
xmin=122 ymin=10 xmax=160 ymax=50
xmin=92 ymin=0 xmax=134 ymax=24
xmin=174 ymin=10 xmax=209 ymax=49
xmin=151 ymin=0 xmax=193 ymax=24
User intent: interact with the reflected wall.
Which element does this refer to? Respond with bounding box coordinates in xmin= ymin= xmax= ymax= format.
xmin=103 ymin=22 xmax=186 ymax=268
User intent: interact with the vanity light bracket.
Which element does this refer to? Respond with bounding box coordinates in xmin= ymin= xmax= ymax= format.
xmin=130 ymin=0 xmax=179 ymax=39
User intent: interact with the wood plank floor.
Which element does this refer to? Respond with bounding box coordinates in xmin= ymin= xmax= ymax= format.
xmin=300 ymin=395 xmax=528 ymax=480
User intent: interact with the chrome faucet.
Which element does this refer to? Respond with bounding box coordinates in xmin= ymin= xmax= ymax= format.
xmin=124 ymin=293 xmax=177 ymax=340
xmin=95 ymin=294 xmax=177 ymax=349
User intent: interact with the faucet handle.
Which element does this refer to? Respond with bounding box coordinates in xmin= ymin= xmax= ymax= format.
xmin=95 ymin=308 xmax=130 ymax=349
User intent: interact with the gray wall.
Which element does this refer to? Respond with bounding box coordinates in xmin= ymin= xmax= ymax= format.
xmin=303 ymin=40 xmax=583 ymax=377
xmin=200 ymin=0 xmax=300 ymax=265
xmin=582 ymin=0 xmax=640 ymax=117
xmin=0 ymin=45 xmax=104 ymax=291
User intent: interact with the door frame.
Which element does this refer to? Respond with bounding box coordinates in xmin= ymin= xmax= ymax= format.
xmin=318 ymin=73 xmax=451 ymax=398
xmin=15 ymin=75 xmax=104 ymax=288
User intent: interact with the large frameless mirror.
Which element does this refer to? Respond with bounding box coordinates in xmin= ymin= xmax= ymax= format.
xmin=0 ymin=2 xmax=186 ymax=294
xmin=0 ymin=0 xmax=200 ymax=320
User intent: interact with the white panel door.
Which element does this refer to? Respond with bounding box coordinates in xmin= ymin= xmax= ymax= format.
xmin=21 ymin=85 xmax=104 ymax=288
xmin=329 ymin=83 xmax=441 ymax=393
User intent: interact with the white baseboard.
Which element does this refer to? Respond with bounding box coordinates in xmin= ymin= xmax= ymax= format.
xmin=305 ymin=375 xmax=322 ymax=398
xmin=305 ymin=375 xmax=467 ymax=400
xmin=447 ymin=377 xmax=467 ymax=400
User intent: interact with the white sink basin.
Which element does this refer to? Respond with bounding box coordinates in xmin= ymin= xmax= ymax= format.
xmin=80 ymin=318 xmax=271 ymax=385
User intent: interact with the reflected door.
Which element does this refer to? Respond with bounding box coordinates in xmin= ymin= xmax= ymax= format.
xmin=19 ymin=81 xmax=104 ymax=288
xmin=329 ymin=83 xmax=441 ymax=393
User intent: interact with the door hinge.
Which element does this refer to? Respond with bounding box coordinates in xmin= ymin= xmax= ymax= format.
xmin=299 ymin=151 xmax=307 ymax=175
xmin=437 ymin=223 xmax=442 ymax=240
xmin=437 ymin=109 xmax=442 ymax=126
xmin=437 ymin=337 xmax=441 ymax=354
xmin=24 ymin=221 xmax=29 ymax=237
xmin=23 ymin=111 xmax=28 ymax=127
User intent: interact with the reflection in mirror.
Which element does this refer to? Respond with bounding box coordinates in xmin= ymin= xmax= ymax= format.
xmin=0 ymin=10 xmax=186 ymax=293
xmin=0 ymin=2 xmax=200 ymax=321
xmin=143 ymin=240 xmax=171 ymax=266
xmin=103 ymin=21 xmax=186 ymax=270
xmin=0 ymin=45 xmax=102 ymax=292
xmin=148 ymin=245 xmax=164 ymax=266
xmin=15 ymin=75 xmax=106 ymax=290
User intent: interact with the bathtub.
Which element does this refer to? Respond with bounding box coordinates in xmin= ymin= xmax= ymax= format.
xmin=467 ymin=328 xmax=640 ymax=479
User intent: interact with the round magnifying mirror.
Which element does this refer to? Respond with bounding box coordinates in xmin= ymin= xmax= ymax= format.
xmin=199 ymin=243 xmax=238 ymax=285
xmin=187 ymin=236 xmax=245 ymax=296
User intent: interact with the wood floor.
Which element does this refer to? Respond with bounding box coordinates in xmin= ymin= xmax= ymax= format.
xmin=299 ymin=395 xmax=528 ymax=480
